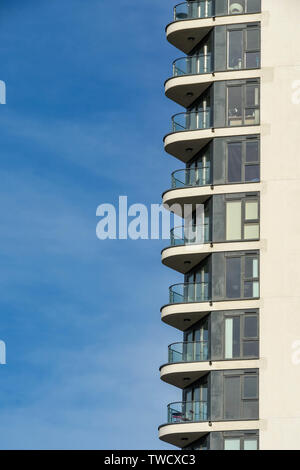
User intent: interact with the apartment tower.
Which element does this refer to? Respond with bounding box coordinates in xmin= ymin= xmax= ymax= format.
xmin=158 ymin=0 xmax=300 ymax=450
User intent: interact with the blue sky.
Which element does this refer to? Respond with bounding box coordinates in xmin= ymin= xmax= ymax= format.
xmin=0 ymin=0 xmax=186 ymax=449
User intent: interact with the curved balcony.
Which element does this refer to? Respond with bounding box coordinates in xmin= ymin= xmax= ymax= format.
xmin=164 ymin=111 xmax=260 ymax=161
xmin=163 ymin=177 xmax=261 ymax=216
xmin=167 ymin=1 xmax=261 ymax=54
xmin=159 ymin=417 xmax=260 ymax=448
xmin=162 ymin=341 xmax=210 ymax=386
xmin=166 ymin=56 xmax=261 ymax=107
xmin=162 ymin=283 xmax=260 ymax=330
xmin=161 ymin=356 xmax=260 ymax=388
xmin=163 ymin=225 xmax=260 ymax=273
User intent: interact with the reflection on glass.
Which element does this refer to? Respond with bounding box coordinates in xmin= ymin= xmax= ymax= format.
xmin=228 ymin=30 xmax=243 ymax=69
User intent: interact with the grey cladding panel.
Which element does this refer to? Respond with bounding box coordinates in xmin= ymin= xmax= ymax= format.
xmin=212 ymin=138 xmax=226 ymax=185
xmin=214 ymin=26 xmax=227 ymax=72
xmin=213 ymin=82 xmax=226 ymax=128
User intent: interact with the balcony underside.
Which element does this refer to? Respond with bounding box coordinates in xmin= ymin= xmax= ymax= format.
xmin=160 ymin=359 xmax=260 ymax=389
xmin=163 ymin=183 xmax=261 ymax=217
xmin=162 ymin=241 xmax=261 ymax=274
xmin=164 ymin=126 xmax=261 ymax=162
xmin=161 ymin=299 xmax=260 ymax=331
xmin=165 ymin=69 xmax=261 ymax=108
xmin=166 ymin=14 xmax=261 ymax=54
xmin=159 ymin=420 xmax=260 ymax=448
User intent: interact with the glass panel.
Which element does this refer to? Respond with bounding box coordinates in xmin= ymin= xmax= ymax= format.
xmin=233 ymin=316 xmax=241 ymax=357
xmin=245 ymin=201 xmax=258 ymax=220
xmin=243 ymin=375 xmax=258 ymax=399
xmin=246 ymin=85 xmax=259 ymax=107
xmin=244 ymin=224 xmax=259 ymax=239
xmin=253 ymin=281 xmax=259 ymax=297
xmin=228 ymin=30 xmax=243 ymax=69
xmin=224 ymin=376 xmax=241 ymax=419
xmin=224 ymin=438 xmax=241 ymax=450
xmin=226 ymin=257 xmax=241 ymax=298
xmin=228 ymin=86 xmax=243 ymax=126
xmin=246 ymin=141 xmax=259 ymax=162
xmin=226 ymin=201 xmax=242 ymax=240
xmin=245 ymin=257 xmax=258 ymax=277
xmin=244 ymin=281 xmax=253 ymax=298
xmin=245 ymin=164 xmax=260 ymax=182
xmin=246 ymin=51 xmax=260 ymax=68
xmin=253 ymin=259 xmax=258 ymax=277
xmin=225 ymin=318 xmax=233 ymax=359
xmin=244 ymin=316 xmax=258 ymax=337
xmin=246 ymin=0 xmax=261 ymax=14
xmin=244 ymin=438 xmax=258 ymax=450
xmin=243 ymin=340 xmax=259 ymax=357
xmin=245 ymin=108 xmax=259 ymax=125
xmin=228 ymin=142 xmax=242 ymax=182
xmin=229 ymin=0 xmax=245 ymax=14
xmin=247 ymin=29 xmax=260 ymax=50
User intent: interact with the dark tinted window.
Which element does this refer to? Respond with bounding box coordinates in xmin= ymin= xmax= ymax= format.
xmin=226 ymin=257 xmax=241 ymax=298
xmin=228 ymin=142 xmax=242 ymax=182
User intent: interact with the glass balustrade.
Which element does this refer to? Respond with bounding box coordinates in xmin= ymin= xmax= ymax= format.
xmin=169 ymin=282 xmax=210 ymax=304
xmin=172 ymin=110 xmax=211 ymax=132
xmin=170 ymin=224 xmax=210 ymax=246
xmin=171 ymin=167 xmax=211 ymax=189
xmin=168 ymin=341 xmax=209 ymax=363
xmin=168 ymin=401 xmax=208 ymax=423
xmin=173 ymin=54 xmax=212 ymax=76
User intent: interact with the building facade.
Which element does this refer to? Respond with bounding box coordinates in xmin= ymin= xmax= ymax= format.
xmin=158 ymin=0 xmax=300 ymax=450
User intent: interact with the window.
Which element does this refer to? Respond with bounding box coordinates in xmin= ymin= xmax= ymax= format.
xmin=224 ymin=370 xmax=259 ymax=420
xmin=225 ymin=311 xmax=259 ymax=359
xmin=226 ymin=137 xmax=260 ymax=183
xmin=243 ymin=315 xmax=259 ymax=357
xmin=227 ymin=25 xmax=260 ymax=70
xmin=224 ymin=438 xmax=240 ymax=450
xmin=228 ymin=0 xmax=261 ymax=15
xmin=225 ymin=317 xmax=240 ymax=358
xmin=244 ymin=255 xmax=259 ymax=298
xmin=187 ymin=144 xmax=211 ymax=186
xmin=244 ymin=438 xmax=258 ymax=450
xmin=224 ymin=433 xmax=259 ymax=450
xmin=226 ymin=195 xmax=260 ymax=241
xmin=226 ymin=253 xmax=259 ymax=299
xmin=228 ymin=29 xmax=243 ymax=69
xmin=243 ymin=374 xmax=258 ymax=399
xmin=227 ymin=80 xmax=260 ymax=126
xmin=226 ymin=257 xmax=241 ymax=298
xmin=244 ymin=200 xmax=259 ymax=239
xmin=183 ymin=376 xmax=209 ymax=421
xmin=226 ymin=201 xmax=242 ymax=240
xmin=185 ymin=259 xmax=210 ymax=302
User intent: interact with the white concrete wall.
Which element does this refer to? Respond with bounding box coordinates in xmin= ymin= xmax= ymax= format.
xmin=260 ymin=0 xmax=300 ymax=450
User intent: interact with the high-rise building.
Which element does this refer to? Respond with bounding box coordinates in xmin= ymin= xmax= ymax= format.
xmin=158 ymin=0 xmax=300 ymax=450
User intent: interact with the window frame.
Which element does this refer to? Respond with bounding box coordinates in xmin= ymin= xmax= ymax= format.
xmin=224 ymin=310 xmax=259 ymax=360
xmin=226 ymin=79 xmax=260 ymax=127
xmin=225 ymin=252 xmax=260 ymax=300
xmin=225 ymin=194 xmax=260 ymax=242
xmin=225 ymin=136 xmax=260 ymax=184
xmin=223 ymin=431 xmax=259 ymax=450
xmin=227 ymin=23 xmax=260 ymax=71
